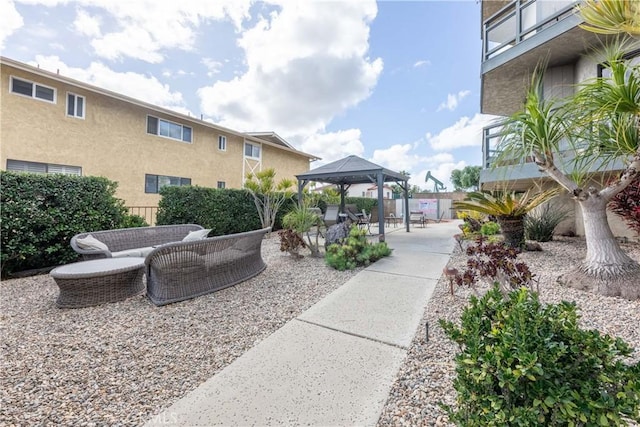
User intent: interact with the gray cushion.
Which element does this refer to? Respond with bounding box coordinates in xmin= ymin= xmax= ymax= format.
xmin=182 ymin=229 xmax=211 ymax=242
xmin=75 ymin=234 xmax=109 ymax=252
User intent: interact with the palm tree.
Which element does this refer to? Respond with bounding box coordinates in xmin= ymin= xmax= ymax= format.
xmin=498 ymin=45 xmax=640 ymax=299
xmin=453 ymin=188 xmax=559 ymax=248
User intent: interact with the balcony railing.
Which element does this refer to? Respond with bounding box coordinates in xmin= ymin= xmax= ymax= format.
xmin=483 ymin=0 xmax=578 ymax=61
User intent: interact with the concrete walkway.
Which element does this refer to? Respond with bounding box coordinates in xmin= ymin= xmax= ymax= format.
xmin=146 ymin=221 xmax=461 ymax=427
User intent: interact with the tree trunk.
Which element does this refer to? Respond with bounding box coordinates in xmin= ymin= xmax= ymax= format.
xmin=559 ymin=195 xmax=640 ymax=299
xmin=498 ymin=216 xmax=525 ymax=249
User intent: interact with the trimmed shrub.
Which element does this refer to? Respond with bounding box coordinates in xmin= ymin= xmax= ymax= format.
xmin=345 ymin=197 xmax=377 ymax=215
xmin=325 ymin=226 xmax=391 ymax=270
xmin=1 ymin=171 xmax=130 ymax=276
xmin=525 ymin=203 xmax=570 ymax=242
xmin=440 ymin=285 xmax=640 ymax=427
xmin=156 ymin=186 xmax=261 ymax=234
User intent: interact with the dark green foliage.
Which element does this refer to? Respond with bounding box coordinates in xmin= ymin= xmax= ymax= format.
xmin=120 ymin=214 xmax=148 ymax=228
xmin=525 ymin=203 xmax=570 ymax=242
xmin=609 ymin=175 xmax=640 ymax=236
xmin=325 ymin=226 xmax=391 ymax=270
xmin=450 ymin=165 xmax=481 ymax=192
xmin=345 ymin=197 xmax=377 ymax=215
xmin=440 ymin=286 xmax=640 ymax=426
xmin=156 ymin=186 xmax=261 ymax=235
xmin=1 ymin=171 xmax=131 ymax=276
xmin=274 ymin=195 xmax=297 ymax=231
xmin=480 ymin=221 xmax=500 ymax=236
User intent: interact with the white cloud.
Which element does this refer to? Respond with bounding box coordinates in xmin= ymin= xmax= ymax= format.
xmin=413 ymin=59 xmax=430 ymax=68
xmin=0 ymin=0 xmax=24 ymax=50
xmin=299 ymin=129 xmax=365 ymax=164
xmin=31 ymin=55 xmax=188 ymax=111
xmin=198 ymin=0 xmax=382 ymax=137
xmin=73 ymin=8 xmax=101 ymax=38
xmin=20 ymin=0 xmax=253 ymax=63
xmin=436 ymin=90 xmax=471 ymax=112
xmin=427 ymin=113 xmax=500 ymax=151
xmin=202 ymin=58 xmax=223 ymax=77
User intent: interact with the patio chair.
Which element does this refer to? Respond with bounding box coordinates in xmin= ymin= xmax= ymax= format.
xmin=323 ymin=205 xmax=340 ymax=227
xmin=359 ymin=209 xmax=372 ymax=233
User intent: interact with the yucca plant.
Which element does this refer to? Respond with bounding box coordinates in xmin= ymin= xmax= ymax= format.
xmin=453 ymin=188 xmax=560 ymax=248
xmin=577 ymin=0 xmax=640 ymax=37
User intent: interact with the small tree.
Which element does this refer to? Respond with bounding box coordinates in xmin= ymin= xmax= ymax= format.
xmin=451 ymin=166 xmax=481 ymax=192
xmin=244 ymin=168 xmax=295 ymax=231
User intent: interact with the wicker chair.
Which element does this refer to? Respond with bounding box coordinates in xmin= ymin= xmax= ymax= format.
xmin=145 ymin=227 xmax=271 ymax=306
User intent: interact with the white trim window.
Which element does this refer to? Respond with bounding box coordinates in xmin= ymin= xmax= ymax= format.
xmin=217 ymin=181 xmax=226 ymax=189
xmin=218 ymin=135 xmax=227 ymax=151
xmin=244 ymin=142 xmax=261 ymax=159
xmin=7 ymin=159 xmax=81 ymax=176
xmin=67 ymin=93 xmax=85 ymax=119
xmin=147 ymin=115 xmax=192 ymax=143
xmin=10 ymin=76 xmax=56 ymax=103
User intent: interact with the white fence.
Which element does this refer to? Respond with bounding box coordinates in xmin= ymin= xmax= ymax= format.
xmin=394 ymin=198 xmax=453 ymax=221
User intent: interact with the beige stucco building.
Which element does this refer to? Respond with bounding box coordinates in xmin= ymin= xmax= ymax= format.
xmin=1 ymin=56 xmax=318 ymax=220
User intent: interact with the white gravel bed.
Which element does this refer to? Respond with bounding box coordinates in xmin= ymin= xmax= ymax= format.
xmin=377 ymin=236 xmax=640 ymax=427
xmin=0 ymin=236 xmax=359 ymax=426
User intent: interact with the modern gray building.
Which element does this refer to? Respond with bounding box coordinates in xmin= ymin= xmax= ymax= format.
xmin=478 ymin=0 xmax=637 ymax=238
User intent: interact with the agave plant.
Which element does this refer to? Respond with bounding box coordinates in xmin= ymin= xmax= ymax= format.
xmin=453 ymin=188 xmax=560 ymax=248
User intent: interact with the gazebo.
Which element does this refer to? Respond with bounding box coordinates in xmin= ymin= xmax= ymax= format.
xmin=296 ymin=155 xmax=410 ymax=240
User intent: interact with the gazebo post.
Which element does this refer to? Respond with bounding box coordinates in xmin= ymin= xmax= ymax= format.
xmin=377 ymin=172 xmax=385 ymax=240
xmin=404 ymin=179 xmax=410 ymax=232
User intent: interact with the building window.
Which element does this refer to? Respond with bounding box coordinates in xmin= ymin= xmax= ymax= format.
xmin=145 ymin=174 xmax=191 ymax=194
xmin=6 ymin=159 xmax=81 ymax=176
xmin=67 ymin=93 xmax=85 ymax=118
xmin=147 ymin=116 xmax=192 ymax=143
xmin=597 ymin=49 xmax=640 ymax=79
xmin=218 ymin=135 xmax=227 ymax=151
xmin=217 ymin=181 xmax=226 ymax=189
xmin=10 ymin=76 xmax=56 ymax=103
xmin=244 ymin=142 xmax=261 ymax=159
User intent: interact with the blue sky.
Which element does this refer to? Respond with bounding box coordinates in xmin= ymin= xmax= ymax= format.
xmin=1 ymin=0 xmax=498 ymax=190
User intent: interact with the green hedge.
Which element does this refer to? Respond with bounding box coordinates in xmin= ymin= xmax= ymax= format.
xmin=156 ymin=186 xmax=262 ymax=234
xmin=345 ymin=197 xmax=377 ymax=214
xmin=1 ymin=171 xmax=133 ymax=277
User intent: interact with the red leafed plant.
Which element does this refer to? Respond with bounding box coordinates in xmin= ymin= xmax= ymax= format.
xmin=454 ymin=236 xmax=536 ymax=294
xmin=608 ymin=175 xmax=640 ymax=236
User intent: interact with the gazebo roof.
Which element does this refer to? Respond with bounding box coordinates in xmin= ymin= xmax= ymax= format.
xmin=296 ymin=155 xmax=407 ymax=185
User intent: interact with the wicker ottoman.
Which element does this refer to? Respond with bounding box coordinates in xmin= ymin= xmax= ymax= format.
xmin=51 ymin=258 xmax=145 ymax=308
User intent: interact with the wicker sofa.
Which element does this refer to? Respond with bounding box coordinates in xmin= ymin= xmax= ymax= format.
xmin=145 ymin=227 xmax=271 ymax=306
xmin=70 ymin=224 xmax=204 ymax=260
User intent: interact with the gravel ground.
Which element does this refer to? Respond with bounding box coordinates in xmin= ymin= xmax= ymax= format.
xmin=377 ymin=236 xmax=640 ymax=427
xmin=0 ymin=236 xmax=359 ymax=426
xmin=2 ymin=235 xmax=639 ymax=426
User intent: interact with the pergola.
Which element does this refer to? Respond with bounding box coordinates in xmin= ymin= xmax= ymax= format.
xmin=296 ymin=155 xmax=410 ymax=240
